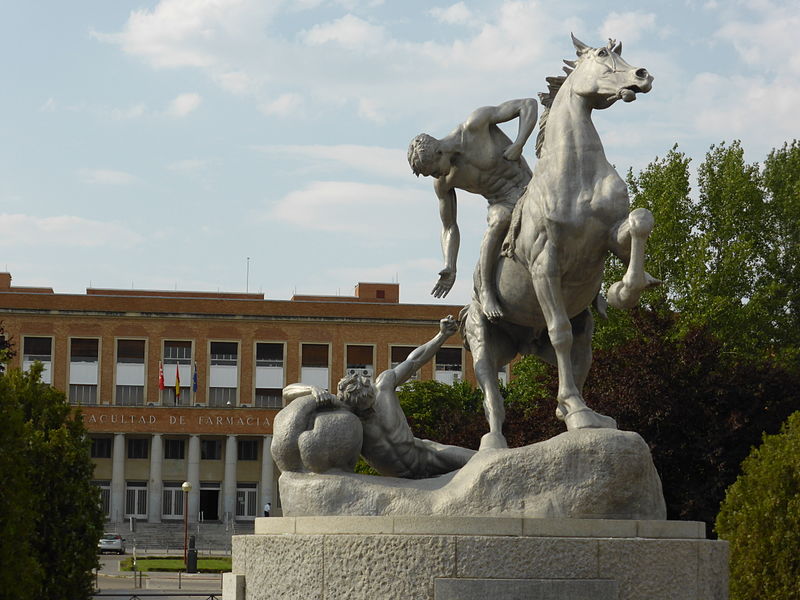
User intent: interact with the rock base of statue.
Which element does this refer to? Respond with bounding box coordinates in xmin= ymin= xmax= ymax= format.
xmin=280 ymin=429 xmax=667 ymax=519
xmin=227 ymin=516 xmax=728 ymax=600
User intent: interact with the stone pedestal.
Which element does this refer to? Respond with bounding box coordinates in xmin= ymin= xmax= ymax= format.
xmin=229 ymin=516 xmax=728 ymax=600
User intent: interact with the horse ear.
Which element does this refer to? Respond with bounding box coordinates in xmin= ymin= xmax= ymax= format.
xmin=571 ymin=33 xmax=590 ymax=56
xmin=613 ymin=40 xmax=622 ymax=56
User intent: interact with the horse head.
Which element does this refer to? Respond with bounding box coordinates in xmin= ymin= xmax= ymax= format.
xmin=566 ymin=34 xmax=653 ymax=109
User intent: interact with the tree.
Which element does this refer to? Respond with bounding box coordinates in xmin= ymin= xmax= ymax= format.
xmin=0 ymin=363 xmax=104 ymax=600
xmin=716 ymin=412 xmax=800 ymax=600
xmin=0 ymin=321 xmax=15 ymax=373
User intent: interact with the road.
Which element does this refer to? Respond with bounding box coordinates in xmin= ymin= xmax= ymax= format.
xmin=93 ymin=554 xmax=223 ymax=599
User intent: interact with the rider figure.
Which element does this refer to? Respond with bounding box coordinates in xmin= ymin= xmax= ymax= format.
xmin=407 ymin=99 xmax=537 ymax=320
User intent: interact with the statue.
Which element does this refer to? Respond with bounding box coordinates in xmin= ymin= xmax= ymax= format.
xmin=272 ymin=316 xmax=476 ymax=478
xmin=268 ymin=36 xmax=667 ymax=521
xmin=407 ymin=98 xmax=538 ymax=321
xmin=463 ymin=35 xmax=660 ymax=450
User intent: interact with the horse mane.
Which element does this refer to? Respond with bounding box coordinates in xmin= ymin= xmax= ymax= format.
xmin=534 ymin=60 xmax=576 ymax=158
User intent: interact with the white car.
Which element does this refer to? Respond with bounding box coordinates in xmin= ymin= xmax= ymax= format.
xmin=98 ymin=533 xmax=126 ymax=555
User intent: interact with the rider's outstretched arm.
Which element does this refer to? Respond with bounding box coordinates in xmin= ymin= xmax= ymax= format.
xmin=432 ymin=180 xmax=459 ymax=298
xmin=391 ymin=316 xmax=459 ymax=386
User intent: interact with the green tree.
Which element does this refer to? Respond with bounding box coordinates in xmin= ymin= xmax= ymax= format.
xmin=0 ymin=364 xmax=104 ymax=600
xmin=716 ymin=412 xmax=800 ymax=600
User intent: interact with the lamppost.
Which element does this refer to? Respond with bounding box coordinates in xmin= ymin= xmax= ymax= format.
xmin=181 ymin=481 xmax=192 ymax=566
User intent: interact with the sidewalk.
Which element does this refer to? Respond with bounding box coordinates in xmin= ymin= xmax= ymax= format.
xmin=96 ymin=554 xmax=224 ymax=592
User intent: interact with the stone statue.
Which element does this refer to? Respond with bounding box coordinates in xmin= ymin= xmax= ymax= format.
xmin=463 ymin=35 xmax=661 ymax=451
xmin=272 ymin=316 xmax=476 ymax=479
xmin=407 ymin=98 xmax=538 ymax=321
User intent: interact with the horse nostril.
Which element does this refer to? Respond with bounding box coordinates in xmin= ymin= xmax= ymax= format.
xmin=635 ymin=68 xmax=648 ymax=79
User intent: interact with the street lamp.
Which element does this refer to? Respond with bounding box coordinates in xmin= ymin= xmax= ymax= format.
xmin=181 ymin=481 xmax=192 ymax=566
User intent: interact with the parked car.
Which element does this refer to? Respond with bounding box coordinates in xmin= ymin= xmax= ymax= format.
xmin=98 ymin=533 xmax=126 ymax=555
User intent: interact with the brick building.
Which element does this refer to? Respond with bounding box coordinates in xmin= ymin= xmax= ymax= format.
xmin=0 ymin=272 xmax=484 ymax=526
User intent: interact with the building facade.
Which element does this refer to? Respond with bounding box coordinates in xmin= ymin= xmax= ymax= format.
xmin=0 ymin=272 xmax=485 ymax=524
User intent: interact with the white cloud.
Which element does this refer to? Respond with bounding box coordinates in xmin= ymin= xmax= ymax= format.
xmin=598 ymin=11 xmax=657 ymax=45
xmin=267 ymin=181 xmax=429 ymax=237
xmin=77 ymin=168 xmax=138 ymax=185
xmin=110 ymin=103 xmax=147 ymax=120
xmin=40 ymin=98 xmax=56 ymax=112
xmin=253 ymin=144 xmax=410 ymax=180
xmin=0 ymin=214 xmax=143 ymax=248
xmin=166 ymin=93 xmax=202 ymax=117
xmin=302 ymin=14 xmax=386 ymax=49
xmin=687 ymin=72 xmax=800 ymax=147
xmin=167 ymin=158 xmax=210 ymax=171
xmin=429 ymin=2 xmax=475 ymax=26
xmin=259 ymin=93 xmax=304 ymax=117
xmin=714 ymin=4 xmax=800 ymax=75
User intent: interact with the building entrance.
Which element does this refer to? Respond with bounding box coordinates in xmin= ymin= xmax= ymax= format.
xmin=199 ymin=489 xmax=220 ymax=521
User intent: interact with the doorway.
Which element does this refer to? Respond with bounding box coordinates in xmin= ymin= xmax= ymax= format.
xmin=199 ymin=488 xmax=220 ymax=521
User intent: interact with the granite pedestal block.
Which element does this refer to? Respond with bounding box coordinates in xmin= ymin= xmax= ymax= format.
xmin=228 ymin=516 xmax=728 ymax=600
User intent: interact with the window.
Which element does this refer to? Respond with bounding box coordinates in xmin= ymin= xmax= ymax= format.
xmin=116 ymin=385 xmax=144 ymax=406
xmin=93 ymin=480 xmax=111 ymax=517
xmin=23 ymin=336 xmax=52 ymax=362
xmin=125 ymin=481 xmax=147 ymax=518
xmin=161 ymin=387 xmax=190 ymax=407
xmin=70 ymin=338 xmax=98 ymax=363
xmin=346 ymin=345 xmax=373 ymax=378
xmin=164 ymin=439 xmax=185 ymax=460
xmin=164 ymin=340 xmax=192 ymax=365
xmin=210 ymin=341 xmax=238 ymax=366
xmin=162 ymin=481 xmax=184 ymax=519
xmin=117 ymin=339 xmax=145 ymax=364
xmin=435 ymin=347 xmax=462 ymax=371
xmin=254 ymin=388 xmax=282 ymax=408
xmin=255 ymin=343 xmax=283 ymax=367
xmin=208 ymin=387 xmax=237 ymax=407
xmin=127 ymin=438 xmax=149 ymax=459
xmin=91 ymin=437 xmax=112 ymax=459
xmin=201 ymin=439 xmax=222 ymax=460
xmin=69 ymin=384 xmax=97 ymax=405
xmin=238 ymin=440 xmax=258 ymax=461
xmin=301 ymin=344 xmax=328 ymax=368
xmin=235 ymin=483 xmax=258 ymax=518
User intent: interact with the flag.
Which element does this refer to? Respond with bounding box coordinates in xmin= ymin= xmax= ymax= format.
xmin=158 ymin=361 xmax=165 ymax=391
xmin=175 ymin=364 xmax=181 ymax=398
xmin=192 ymin=362 xmax=198 ymax=393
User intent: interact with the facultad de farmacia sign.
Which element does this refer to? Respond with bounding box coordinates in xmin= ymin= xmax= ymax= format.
xmin=79 ymin=406 xmax=275 ymax=435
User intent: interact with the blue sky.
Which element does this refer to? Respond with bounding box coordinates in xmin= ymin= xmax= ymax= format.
xmin=1 ymin=0 xmax=797 ymax=305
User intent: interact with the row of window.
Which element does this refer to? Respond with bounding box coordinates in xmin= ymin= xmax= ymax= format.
xmin=91 ymin=437 xmax=260 ymax=461
xmin=93 ymin=480 xmax=260 ymax=519
xmin=20 ymin=336 xmax=464 ymax=372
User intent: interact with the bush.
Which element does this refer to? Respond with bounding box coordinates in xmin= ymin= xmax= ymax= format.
xmin=716 ymin=412 xmax=800 ymax=600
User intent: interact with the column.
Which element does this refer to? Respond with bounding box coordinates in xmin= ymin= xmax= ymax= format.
xmin=187 ymin=435 xmax=201 ymax=524
xmin=223 ymin=435 xmax=237 ymax=521
xmin=110 ymin=433 xmax=126 ymax=524
xmin=147 ymin=434 xmax=163 ymax=523
xmin=260 ymin=435 xmax=274 ymax=515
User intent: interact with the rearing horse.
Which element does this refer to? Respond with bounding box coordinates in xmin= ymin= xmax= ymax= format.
xmin=463 ymin=35 xmax=659 ymax=450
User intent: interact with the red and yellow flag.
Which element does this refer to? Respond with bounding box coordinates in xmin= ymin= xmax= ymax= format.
xmin=175 ymin=364 xmax=181 ymax=397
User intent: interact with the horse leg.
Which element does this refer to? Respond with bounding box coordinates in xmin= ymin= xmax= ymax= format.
xmin=464 ymin=301 xmax=513 ymax=450
xmin=607 ymin=207 xmax=661 ymax=309
xmin=532 ymin=253 xmax=615 ymax=430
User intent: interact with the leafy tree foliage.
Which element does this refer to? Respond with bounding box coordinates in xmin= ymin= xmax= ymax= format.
xmin=0 ymin=321 xmax=15 ymax=373
xmin=716 ymin=412 xmax=800 ymax=600
xmin=0 ymin=362 xmax=104 ymax=600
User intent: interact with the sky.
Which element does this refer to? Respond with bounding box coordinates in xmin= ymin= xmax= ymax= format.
xmin=1 ymin=0 xmax=797 ymax=306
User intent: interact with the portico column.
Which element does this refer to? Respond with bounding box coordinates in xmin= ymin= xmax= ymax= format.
xmin=223 ymin=435 xmax=237 ymax=521
xmin=147 ymin=434 xmax=163 ymax=523
xmin=110 ymin=433 xmax=126 ymax=525
xmin=187 ymin=435 xmax=201 ymax=524
xmin=260 ymin=435 xmax=274 ymax=514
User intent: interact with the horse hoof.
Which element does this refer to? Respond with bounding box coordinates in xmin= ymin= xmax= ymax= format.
xmin=564 ymin=408 xmax=617 ymax=431
xmin=479 ymin=432 xmax=508 ymax=450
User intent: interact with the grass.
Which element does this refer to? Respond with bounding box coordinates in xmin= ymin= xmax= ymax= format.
xmin=120 ymin=556 xmax=232 ymax=573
